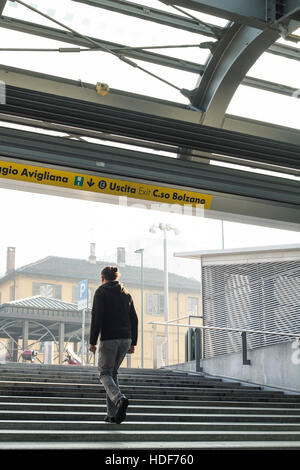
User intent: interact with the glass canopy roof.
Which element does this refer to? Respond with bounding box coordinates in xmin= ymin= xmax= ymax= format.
xmin=0 ymin=0 xmax=300 ymax=129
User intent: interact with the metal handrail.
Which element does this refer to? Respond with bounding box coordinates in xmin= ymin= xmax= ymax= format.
xmin=148 ymin=321 xmax=300 ymax=339
xmin=149 ymin=319 xmax=300 ymax=369
xmin=165 ymin=314 xmax=203 ymax=323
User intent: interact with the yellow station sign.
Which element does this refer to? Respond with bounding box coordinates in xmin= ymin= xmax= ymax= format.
xmin=0 ymin=159 xmax=213 ymax=209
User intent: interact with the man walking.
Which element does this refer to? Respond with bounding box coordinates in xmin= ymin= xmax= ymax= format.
xmin=89 ymin=266 xmax=138 ymax=424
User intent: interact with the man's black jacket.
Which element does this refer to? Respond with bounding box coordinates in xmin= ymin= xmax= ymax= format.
xmin=89 ymin=281 xmax=138 ymax=346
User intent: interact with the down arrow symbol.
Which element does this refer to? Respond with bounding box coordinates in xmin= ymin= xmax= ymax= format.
xmin=87 ymin=178 xmax=95 ymax=187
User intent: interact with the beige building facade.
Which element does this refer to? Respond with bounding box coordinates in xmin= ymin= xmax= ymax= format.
xmin=0 ymin=247 xmax=202 ymax=368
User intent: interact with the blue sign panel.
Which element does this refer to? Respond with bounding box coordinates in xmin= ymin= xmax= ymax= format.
xmin=78 ymin=279 xmax=88 ymax=310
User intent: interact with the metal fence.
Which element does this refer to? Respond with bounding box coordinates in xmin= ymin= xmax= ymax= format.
xmin=202 ymin=260 xmax=300 ymax=358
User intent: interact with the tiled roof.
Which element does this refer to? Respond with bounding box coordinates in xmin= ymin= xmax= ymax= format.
xmin=1 ymin=295 xmax=79 ymax=311
xmin=7 ymin=256 xmax=200 ymax=291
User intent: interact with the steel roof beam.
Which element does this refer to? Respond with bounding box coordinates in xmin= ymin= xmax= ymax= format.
xmin=165 ymin=0 xmax=269 ymax=29
xmin=71 ymin=0 xmax=300 ymax=62
xmin=191 ymin=23 xmax=280 ymax=126
xmin=0 ymin=63 xmax=198 ymax=122
xmin=1 ymin=110 xmax=300 ymax=175
xmin=72 ymin=0 xmax=222 ymax=38
xmin=1 ymin=79 xmax=300 ymax=172
xmin=73 ymin=0 xmax=300 ymax=60
xmin=223 ymin=115 xmax=300 ymax=147
xmin=0 ymin=17 xmax=299 ymax=100
xmin=1 ymin=63 xmax=300 ymax=141
xmin=1 ymin=64 xmax=300 ymax=146
xmin=75 ymin=0 xmax=267 ymax=29
xmin=269 ymin=42 xmax=300 ymax=61
xmin=166 ymin=0 xmax=300 ymax=29
xmin=242 ymin=76 xmax=300 ymax=97
xmin=0 ymin=16 xmax=204 ymax=74
xmin=0 ymin=125 xmax=299 ymax=231
xmin=189 ymin=0 xmax=300 ymax=127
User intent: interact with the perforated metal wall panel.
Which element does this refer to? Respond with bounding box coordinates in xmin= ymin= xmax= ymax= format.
xmin=202 ymin=260 xmax=300 ymax=358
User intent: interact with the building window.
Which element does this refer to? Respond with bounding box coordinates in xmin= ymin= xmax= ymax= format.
xmin=187 ymin=296 xmax=198 ymax=315
xmin=9 ymin=284 xmax=15 ymax=301
xmin=33 ymin=283 xmax=62 ymax=300
xmin=147 ymin=293 xmax=164 ymax=315
xmin=162 ymin=342 xmax=167 ymax=361
xmin=72 ymin=285 xmax=78 ymax=304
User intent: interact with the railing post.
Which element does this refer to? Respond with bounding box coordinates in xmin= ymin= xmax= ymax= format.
xmin=195 ymin=328 xmax=203 ymax=372
xmin=188 ymin=316 xmax=191 ymax=362
xmin=59 ymin=322 xmax=65 ymax=366
xmin=152 ymin=324 xmax=158 ymax=369
xmin=22 ymin=320 xmax=29 ymax=355
xmin=94 ymin=347 xmax=97 ymax=366
xmin=241 ymin=331 xmax=251 ymax=365
xmin=127 ymin=353 xmax=131 ymax=368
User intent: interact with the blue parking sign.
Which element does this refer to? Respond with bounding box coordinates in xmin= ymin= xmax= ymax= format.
xmin=78 ymin=279 xmax=88 ymax=310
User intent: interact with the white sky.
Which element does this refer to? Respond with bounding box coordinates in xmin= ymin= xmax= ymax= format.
xmin=0 ymin=0 xmax=300 ymax=282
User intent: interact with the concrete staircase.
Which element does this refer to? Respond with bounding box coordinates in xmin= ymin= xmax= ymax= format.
xmin=0 ymin=362 xmax=300 ymax=449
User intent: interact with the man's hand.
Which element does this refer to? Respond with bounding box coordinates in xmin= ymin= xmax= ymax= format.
xmin=127 ymin=345 xmax=135 ymax=354
xmin=89 ymin=344 xmax=97 ymax=354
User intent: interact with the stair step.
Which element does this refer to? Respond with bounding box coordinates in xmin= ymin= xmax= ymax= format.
xmin=0 ymin=364 xmax=299 ymax=447
xmin=0 ymin=376 xmax=249 ymax=389
xmin=0 ymin=397 xmax=298 ymax=408
xmin=1 ymin=410 xmax=299 ymax=422
xmin=0 ymin=430 xmax=300 ymax=442
xmin=0 ymin=392 xmax=292 ymax=404
xmin=0 ymin=370 xmax=215 ymax=380
xmin=0 ymin=381 xmax=287 ymax=395
xmin=0 ymin=395 xmax=298 ymax=407
xmin=0 ymin=441 xmax=299 ymax=450
xmin=0 ymin=404 xmax=299 ymax=415
xmin=0 ymin=381 xmax=263 ymax=393
xmin=0 ymin=420 xmax=300 ymax=432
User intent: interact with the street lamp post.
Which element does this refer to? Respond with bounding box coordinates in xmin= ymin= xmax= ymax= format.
xmin=163 ymin=229 xmax=169 ymax=366
xmin=135 ymin=248 xmax=144 ymax=368
xmin=149 ymin=223 xmax=179 ymax=367
xmin=221 ymin=220 xmax=225 ymax=249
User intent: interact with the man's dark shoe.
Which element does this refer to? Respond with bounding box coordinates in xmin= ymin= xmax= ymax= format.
xmin=115 ymin=397 xmax=129 ymax=424
xmin=104 ymin=416 xmax=116 ymax=424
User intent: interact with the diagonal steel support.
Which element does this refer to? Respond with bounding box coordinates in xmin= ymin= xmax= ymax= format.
xmin=0 ymin=16 xmax=203 ymax=74
xmin=7 ymin=0 xmax=196 ymax=95
xmin=0 ymin=0 xmax=6 ymax=15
